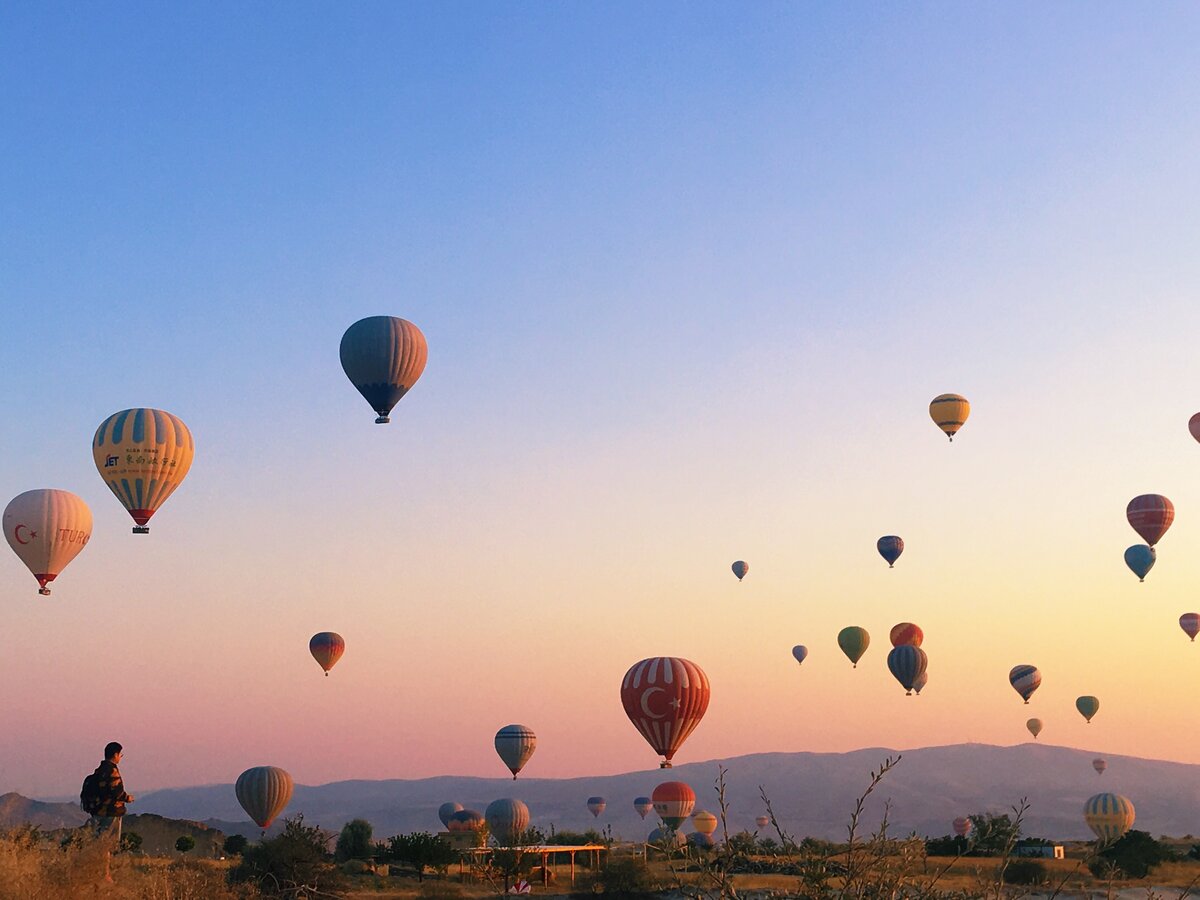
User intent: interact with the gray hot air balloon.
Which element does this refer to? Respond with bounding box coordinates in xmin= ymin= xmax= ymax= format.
xmin=235 ymin=766 xmax=294 ymax=829
xmin=485 ymin=798 xmax=530 ymax=846
xmin=439 ymin=802 xmax=464 ymax=828
xmin=494 ymin=724 xmax=537 ymax=779
xmin=340 ymin=317 xmax=428 ymax=424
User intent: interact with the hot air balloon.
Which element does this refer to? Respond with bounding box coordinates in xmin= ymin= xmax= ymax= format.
xmin=1026 ymin=718 xmax=1043 ymax=739
xmin=953 ymin=817 xmax=972 ymax=838
xmin=652 ymin=782 xmax=696 ymax=829
xmin=877 ymin=536 xmax=904 ymax=567
xmin=792 ymin=645 xmax=808 ymax=665
xmin=3 ymin=489 xmax=92 ymax=595
xmin=889 ymin=623 xmax=923 ymax=647
xmin=621 ymin=657 xmax=710 ymax=768
xmin=1084 ymin=793 xmax=1135 ymax=843
xmin=688 ymin=832 xmax=715 ymax=850
xmin=1124 ymin=545 xmax=1156 ymax=582
xmin=1190 ymin=413 xmax=1200 ymax=444
xmin=837 ymin=626 xmax=870 ymax=668
xmin=93 ymin=408 xmax=194 ymax=533
xmin=340 ymin=316 xmax=428 ymax=424
xmin=1180 ymin=613 xmax=1200 ymax=642
xmin=309 ymin=632 xmax=345 ymax=676
xmin=448 ymin=809 xmax=485 ymax=833
xmin=1009 ymin=665 xmax=1041 ymax=703
xmin=648 ymin=827 xmax=685 ymax=848
xmin=731 ymin=560 xmax=748 ymax=581
xmin=1076 ymin=696 xmax=1100 ymax=724
xmin=1127 ymin=494 xmax=1174 ymax=547
xmin=439 ymin=802 xmax=464 ymax=828
xmin=235 ymin=766 xmax=294 ymax=829
xmin=494 ymin=725 xmax=537 ymax=779
xmin=930 ymin=394 xmax=970 ymax=442
xmin=1093 ymin=758 xmax=1107 ymax=775
xmin=634 ymin=797 xmax=653 ymax=819
xmin=587 ymin=796 xmax=606 ymax=818
xmin=755 ymin=815 xmax=769 ymax=829
xmin=485 ymin=799 xmax=530 ymax=846
xmin=692 ymin=811 xmax=719 ymax=836
xmin=887 ymin=645 xmax=928 ymax=695
xmin=912 ymin=669 xmax=929 ymax=695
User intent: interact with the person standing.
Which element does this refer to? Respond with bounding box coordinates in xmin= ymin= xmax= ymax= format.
xmin=82 ymin=741 xmax=135 ymax=881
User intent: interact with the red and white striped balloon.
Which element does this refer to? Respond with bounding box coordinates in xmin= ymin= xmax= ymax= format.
xmin=620 ymin=657 xmax=710 ymax=768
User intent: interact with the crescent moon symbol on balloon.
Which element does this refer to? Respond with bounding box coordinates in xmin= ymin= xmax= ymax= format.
xmin=13 ymin=525 xmax=30 ymax=545
xmin=640 ymin=686 xmax=667 ymax=720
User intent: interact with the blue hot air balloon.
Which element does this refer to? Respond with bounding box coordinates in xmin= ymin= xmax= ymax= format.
xmin=876 ymin=536 xmax=904 ymax=568
xmin=340 ymin=316 xmax=428 ymax=424
xmin=1124 ymin=544 xmax=1155 ymax=582
xmin=731 ymin=560 xmax=748 ymax=581
xmin=887 ymin=645 xmax=928 ymax=695
xmin=791 ymin=645 xmax=808 ymax=665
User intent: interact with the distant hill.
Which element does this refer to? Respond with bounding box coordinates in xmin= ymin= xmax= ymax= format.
xmin=128 ymin=743 xmax=1200 ymax=842
xmin=0 ymin=792 xmax=88 ymax=829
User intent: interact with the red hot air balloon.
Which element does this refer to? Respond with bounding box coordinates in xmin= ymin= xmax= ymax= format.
xmin=1180 ymin=613 xmax=1200 ymax=642
xmin=1127 ymin=494 xmax=1174 ymax=546
xmin=309 ymin=632 xmax=345 ymax=676
xmin=953 ymin=817 xmax=972 ymax=838
xmin=652 ymin=781 xmax=696 ymax=829
xmin=889 ymin=623 xmax=924 ymax=648
xmin=621 ymin=657 xmax=710 ymax=768
xmin=1190 ymin=413 xmax=1200 ymax=444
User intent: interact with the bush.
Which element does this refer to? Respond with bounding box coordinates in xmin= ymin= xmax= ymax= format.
xmin=230 ymin=814 xmax=342 ymax=898
xmin=387 ymin=831 xmax=460 ymax=880
xmin=335 ymin=818 xmax=374 ymax=862
xmin=1003 ymin=859 xmax=1047 ymax=885
xmin=577 ymin=856 xmax=660 ymax=896
xmin=120 ymin=830 xmax=143 ymax=854
xmin=224 ymin=833 xmax=249 ymax=856
xmin=1089 ymin=830 xmax=1171 ymax=879
xmin=176 ymin=835 xmax=196 ymax=854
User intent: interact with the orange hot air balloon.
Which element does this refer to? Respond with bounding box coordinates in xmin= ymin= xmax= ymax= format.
xmin=930 ymin=394 xmax=970 ymax=441
xmin=621 ymin=657 xmax=710 ymax=768
xmin=953 ymin=817 xmax=972 ymax=838
xmin=692 ymin=810 xmax=719 ymax=836
xmin=92 ymin=408 xmax=194 ymax=533
xmin=1126 ymin=494 xmax=1174 ymax=547
xmin=309 ymin=632 xmax=345 ymax=676
xmin=889 ymin=622 xmax=923 ymax=647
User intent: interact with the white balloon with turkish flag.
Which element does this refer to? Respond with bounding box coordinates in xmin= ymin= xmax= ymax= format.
xmin=4 ymin=489 xmax=92 ymax=596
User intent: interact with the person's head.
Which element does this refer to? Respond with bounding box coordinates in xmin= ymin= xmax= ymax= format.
xmin=104 ymin=742 xmax=122 ymax=762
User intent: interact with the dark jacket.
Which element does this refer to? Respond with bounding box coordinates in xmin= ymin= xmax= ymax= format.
xmin=92 ymin=760 xmax=131 ymax=817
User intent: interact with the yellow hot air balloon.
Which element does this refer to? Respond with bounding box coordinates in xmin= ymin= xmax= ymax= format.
xmin=3 ymin=489 xmax=93 ymax=595
xmin=929 ymin=394 xmax=970 ymax=442
xmin=1084 ymin=793 xmax=1135 ymax=843
xmin=692 ymin=810 xmax=719 ymax=836
xmin=93 ymin=409 xmax=194 ymax=533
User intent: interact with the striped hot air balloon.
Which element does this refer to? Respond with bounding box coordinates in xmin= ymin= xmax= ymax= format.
xmin=587 ymin=796 xmax=606 ymax=818
xmin=1124 ymin=545 xmax=1156 ymax=582
xmin=1180 ymin=613 xmax=1200 ymax=642
xmin=1076 ymin=695 xmax=1100 ymax=723
xmin=92 ymin=408 xmax=194 ymax=533
xmin=755 ymin=815 xmax=769 ymax=829
xmin=837 ymin=626 xmax=870 ymax=668
xmin=652 ymin=781 xmax=696 ymax=829
xmin=889 ymin=622 xmax=923 ymax=647
xmin=494 ymin=725 xmax=537 ymax=779
xmin=634 ymin=797 xmax=653 ymax=819
xmin=1084 ymin=793 xmax=1135 ymax=843
xmin=309 ymin=632 xmax=345 ymax=676
xmin=912 ymin=669 xmax=929 ymax=695
xmin=448 ymin=809 xmax=485 ymax=832
xmin=485 ymin=798 xmax=530 ymax=846
xmin=438 ymin=802 xmax=463 ymax=828
xmin=953 ymin=817 xmax=972 ymax=838
xmin=877 ymin=536 xmax=904 ymax=567
xmin=731 ymin=560 xmax=748 ymax=581
xmin=1093 ymin=758 xmax=1107 ymax=775
xmin=1127 ymin=494 xmax=1174 ymax=547
xmin=929 ymin=394 xmax=970 ymax=441
xmin=692 ymin=811 xmax=718 ymax=836
xmin=1009 ymin=665 xmax=1041 ymax=703
xmin=620 ymin=657 xmax=710 ymax=768
xmin=235 ymin=766 xmax=294 ymax=829
xmin=792 ymin=645 xmax=808 ymax=665
xmin=887 ymin=645 xmax=928 ymax=695
xmin=1026 ymin=718 xmax=1043 ymax=739
xmin=4 ymin=489 xmax=92 ymax=596
xmin=340 ymin=316 xmax=428 ymax=424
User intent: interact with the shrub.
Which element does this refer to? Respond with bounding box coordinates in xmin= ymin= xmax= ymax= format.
xmin=1003 ymin=859 xmax=1047 ymax=885
xmin=577 ymin=856 xmax=660 ymax=896
xmin=176 ymin=835 xmax=197 ymax=854
xmin=224 ymin=833 xmax=250 ymax=856
xmin=387 ymin=831 xmax=460 ymax=880
xmin=230 ymin=814 xmax=342 ymax=898
xmin=1089 ymin=830 xmax=1171 ymax=879
xmin=121 ymin=830 xmax=143 ymax=853
xmin=335 ymin=818 xmax=374 ymax=862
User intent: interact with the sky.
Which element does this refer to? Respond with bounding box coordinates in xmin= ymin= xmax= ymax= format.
xmin=3 ymin=2 xmax=1200 ymax=798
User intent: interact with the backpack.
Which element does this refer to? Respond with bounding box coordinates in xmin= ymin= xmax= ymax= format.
xmin=80 ymin=772 xmax=103 ymax=814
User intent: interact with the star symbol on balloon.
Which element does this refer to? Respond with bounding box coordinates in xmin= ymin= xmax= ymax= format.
xmin=669 ymin=698 xmax=681 ymax=710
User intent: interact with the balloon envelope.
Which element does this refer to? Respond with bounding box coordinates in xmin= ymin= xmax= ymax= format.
xmin=93 ymin=408 xmax=194 ymax=532
xmin=438 ymin=802 xmax=464 ymax=828
xmin=235 ymin=766 xmax=294 ymax=828
xmin=929 ymin=394 xmax=970 ymax=441
xmin=648 ymin=827 xmax=685 ymax=848
xmin=1190 ymin=413 xmax=1200 ymax=444
xmin=309 ymin=632 xmax=345 ymax=675
xmin=3 ymin=489 xmax=92 ymax=595
xmin=688 ymin=832 xmax=715 ymax=850
xmin=621 ymin=657 xmax=710 ymax=767
xmin=494 ymin=725 xmax=537 ymax=779
xmin=912 ymin=669 xmax=929 ymax=695
xmin=1126 ymin=494 xmax=1174 ymax=547
xmin=1009 ymin=665 xmax=1041 ymax=703
xmin=953 ymin=817 xmax=972 ymax=838
xmin=1026 ymin=718 xmax=1043 ymax=739
xmin=877 ymin=536 xmax=904 ymax=567
xmin=652 ymin=781 xmax=696 ymax=829
xmin=1124 ymin=545 xmax=1156 ymax=582
xmin=755 ymin=815 xmax=769 ymax=829
xmin=1180 ymin=613 xmax=1200 ymax=642
xmin=731 ymin=560 xmax=748 ymax=581
xmin=692 ymin=810 xmax=718 ymax=836
xmin=791 ymin=645 xmax=808 ymax=665
xmin=1093 ymin=758 xmax=1107 ymax=775
xmin=887 ymin=645 xmax=928 ymax=694
xmin=485 ymin=798 xmax=530 ymax=845
xmin=1084 ymin=793 xmax=1135 ymax=843
xmin=587 ymin=796 xmax=606 ymax=818
xmin=837 ymin=626 xmax=870 ymax=667
xmin=889 ymin=622 xmax=923 ymax=647
xmin=448 ymin=809 xmax=485 ymax=832
xmin=1076 ymin=695 xmax=1100 ymax=723
xmin=340 ymin=316 xmax=428 ymax=423
xmin=634 ymin=797 xmax=653 ymax=819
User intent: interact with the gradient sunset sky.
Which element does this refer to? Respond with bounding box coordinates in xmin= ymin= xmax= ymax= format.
xmin=4 ymin=3 xmax=1200 ymax=797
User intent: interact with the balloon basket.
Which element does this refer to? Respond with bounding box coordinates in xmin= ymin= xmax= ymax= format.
xmin=132 ymin=526 xmax=149 ymax=534
xmin=38 ymin=588 xmax=50 ymax=596
xmin=375 ymin=416 xmax=390 ymax=424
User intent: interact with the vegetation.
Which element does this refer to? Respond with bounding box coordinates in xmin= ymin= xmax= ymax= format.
xmin=176 ymin=834 xmax=197 ymax=854
xmin=1089 ymin=829 xmax=1173 ymax=879
xmin=577 ymin=856 xmax=662 ymax=896
xmin=121 ymin=830 xmax=144 ymax=854
xmin=1002 ymin=858 xmax=1047 ymax=885
xmin=385 ymin=830 xmax=460 ymax=880
xmin=230 ymin=814 xmax=342 ymax=898
xmin=334 ymin=817 xmax=374 ymax=862
xmin=224 ymin=833 xmax=250 ymax=856
xmin=966 ymin=811 xmax=1020 ymax=856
